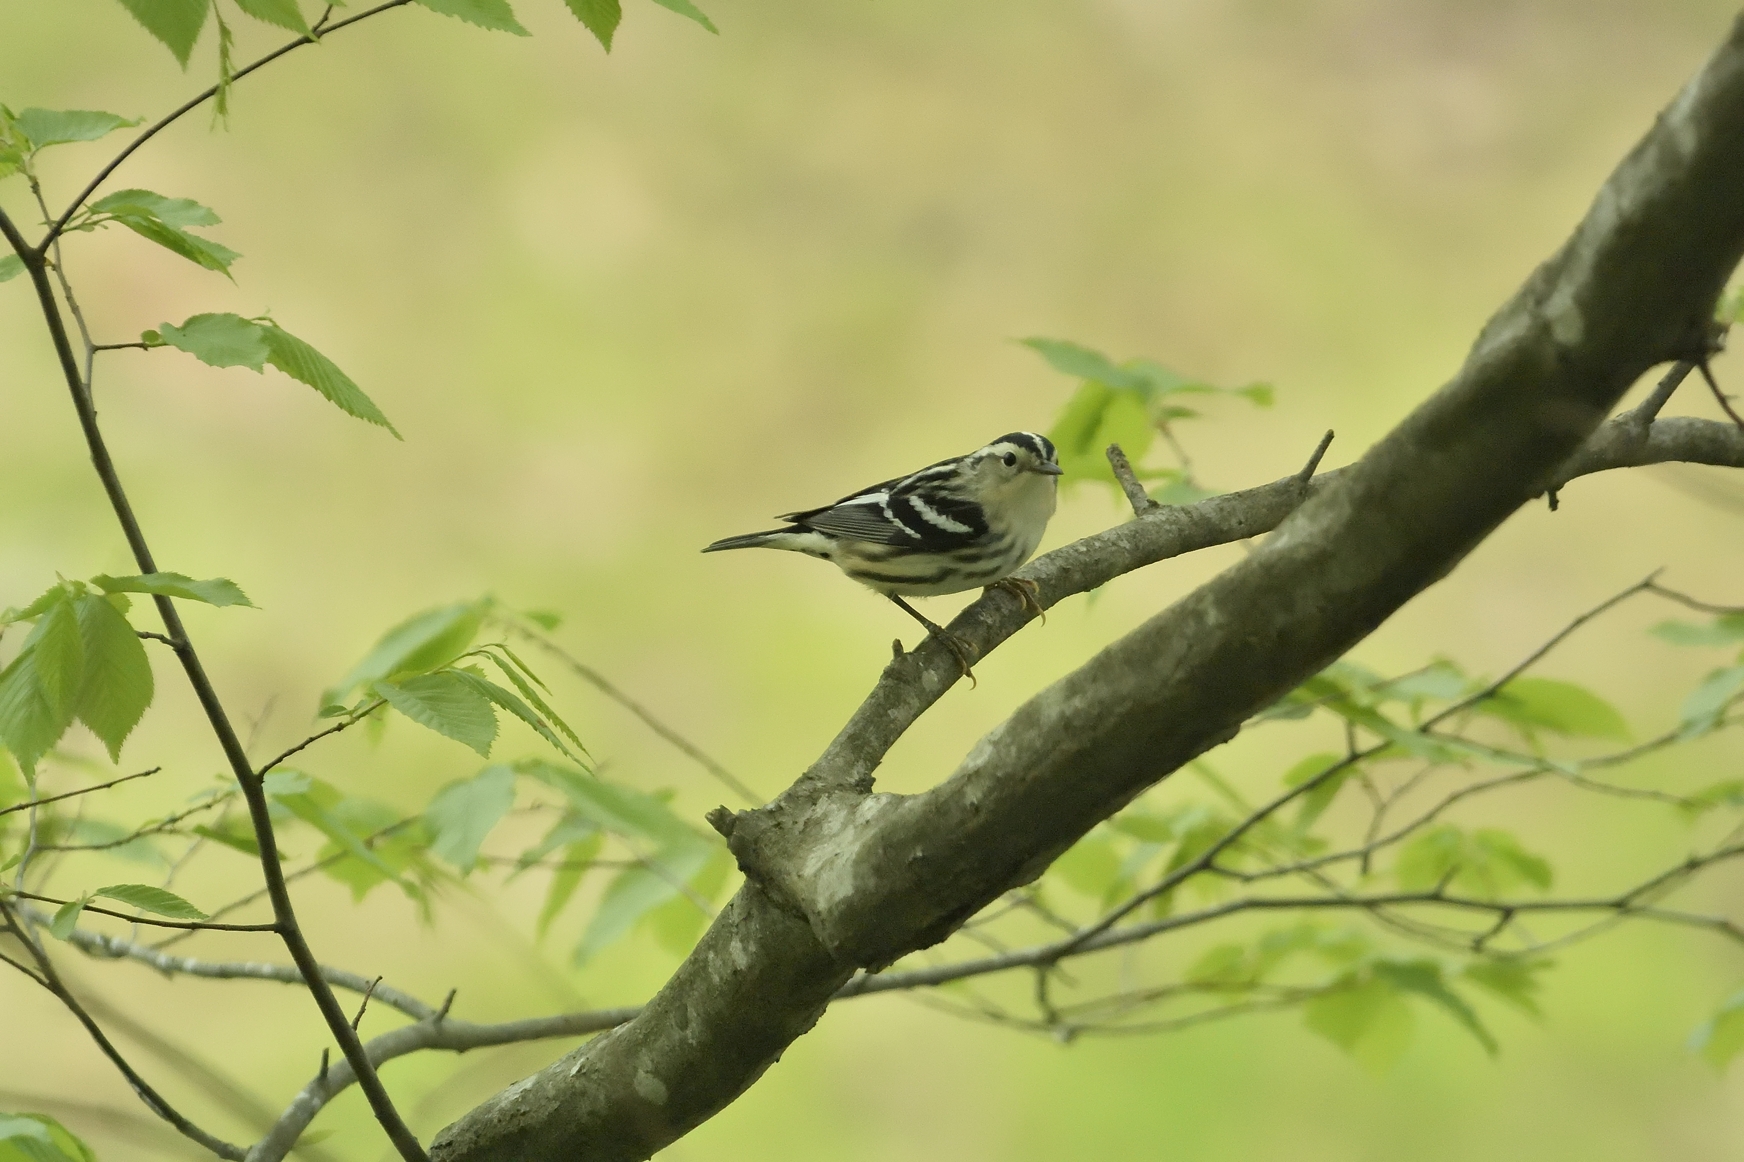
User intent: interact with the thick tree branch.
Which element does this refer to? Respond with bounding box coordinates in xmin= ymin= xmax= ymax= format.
xmin=431 ymin=15 xmax=1744 ymax=1161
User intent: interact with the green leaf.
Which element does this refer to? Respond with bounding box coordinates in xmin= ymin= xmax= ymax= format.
xmin=32 ymin=595 xmax=85 ymax=719
xmin=1304 ymin=972 xmax=1415 ymax=1075
xmin=1395 ymin=826 xmax=1552 ymax=898
xmin=1148 ymin=478 xmax=1220 ymax=506
xmin=88 ymin=188 xmax=220 ymax=229
xmin=1480 ymin=676 xmax=1629 ymax=741
xmin=1372 ymin=959 xmax=1497 ymax=1055
xmin=648 ymin=844 xmax=730 ymax=954
xmin=93 ymin=882 xmax=206 ymax=919
xmin=518 ymin=760 xmax=697 ymax=846
xmin=92 ymin=571 xmax=253 ymax=608
xmin=0 ymin=1111 xmax=98 ymax=1162
xmin=573 ymin=836 xmax=717 ymax=964
xmin=1689 ymin=985 xmax=1744 ymax=1072
xmin=1382 ymin=661 xmax=1471 ymax=703
xmin=108 ymin=204 xmax=240 ymax=276
xmin=535 ymin=832 xmax=602 ymax=938
xmin=258 ymin=322 xmax=399 ymax=436
xmin=14 ymin=108 xmax=140 ymax=150
xmin=1649 ymin=614 xmax=1744 ymax=647
xmin=311 ymin=797 xmax=427 ymax=904
xmin=72 ymin=593 xmax=154 ymax=762
xmin=113 ymin=0 xmax=212 ymax=66
xmin=49 ymin=895 xmax=89 ymax=939
xmin=191 ymin=819 xmax=260 ymax=857
xmin=413 ymin=0 xmax=530 ymax=34
xmin=474 ymin=655 xmax=587 ymax=762
xmin=1050 ymin=833 xmax=1121 ymax=898
xmin=646 ymin=0 xmax=716 ymax=33
xmin=1463 ymin=957 xmax=1548 ymax=1017
xmin=1681 ymin=664 xmax=1744 ymax=732
xmin=1282 ymin=752 xmax=1349 ymax=831
xmin=522 ymin=608 xmax=563 ymax=631
xmin=325 ymin=600 xmax=487 ymax=706
xmin=155 ymin=312 xmax=269 ymax=370
xmin=270 ymin=776 xmax=408 ymax=890
xmin=563 ymin=0 xmax=620 ymax=48
xmin=0 ymin=254 xmax=23 ymax=283
xmin=0 ymin=593 xmax=81 ymax=773
xmin=1185 ymin=942 xmax=1250 ymax=986
xmin=233 ymin=0 xmax=310 ymax=32
xmin=375 ymin=671 xmax=498 ymax=757
xmin=1022 ymin=337 xmax=1148 ymax=391
xmin=1234 ymin=382 xmax=1275 ymax=407
xmin=424 ymin=764 xmax=516 ymax=872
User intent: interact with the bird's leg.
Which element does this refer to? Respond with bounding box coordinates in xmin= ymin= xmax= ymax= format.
xmin=987 ymin=576 xmax=1045 ymax=622
xmin=888 ymin=594 xmax=977 ymax=685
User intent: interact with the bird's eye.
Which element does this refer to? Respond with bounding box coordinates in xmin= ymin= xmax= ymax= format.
xmin=1001 ymin=452 xmax=1017 ymax=467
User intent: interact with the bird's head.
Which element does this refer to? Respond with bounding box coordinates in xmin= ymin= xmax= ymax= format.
xmin=961 ymin=431 xmax=1063 ymax=500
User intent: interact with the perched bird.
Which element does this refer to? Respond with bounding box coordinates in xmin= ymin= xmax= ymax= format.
xmin=703 ymin=431 xmax=1063 ymax=676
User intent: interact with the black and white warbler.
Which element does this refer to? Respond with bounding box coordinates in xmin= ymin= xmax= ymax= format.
xmin=703 ymin=431 xmax=1063 ymax=675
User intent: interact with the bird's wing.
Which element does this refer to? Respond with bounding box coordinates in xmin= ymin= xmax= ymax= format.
xmin=782 ymin=483 xmax=913 ymax=545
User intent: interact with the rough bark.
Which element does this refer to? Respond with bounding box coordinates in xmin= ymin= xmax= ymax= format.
xmin=431 ymin=16 xmax=1744 ymax=1161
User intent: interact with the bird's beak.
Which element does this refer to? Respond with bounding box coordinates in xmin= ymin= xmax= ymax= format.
xmin=1031 ymin=462 xmax=1065 ymax=476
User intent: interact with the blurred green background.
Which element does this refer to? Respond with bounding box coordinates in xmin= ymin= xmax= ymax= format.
xmin=3 ymin=0 xmax=1744 ymax=1158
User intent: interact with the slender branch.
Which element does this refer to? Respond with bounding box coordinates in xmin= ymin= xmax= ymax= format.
xmin=42 ymin=0 xmax=417 ymax=248
xmin=255 ymin=700 xmax=384 ymax=778
xmin=513 ymin=627 xmax=763 ymax=805
xmin=1104 ymin=443 xmax=1158 ymax=516
xmin=0 ymin=768 xmax=160 ymax=819
xmin=0 ymin=898 xmax=247 ymax=1160
xmin=44 ymin=915 xmax=438 ymax=1021
xmin=2 ymin=198 xmax=428 ymax=1162
xmin=7 ymin=891 xmax=278 ymax=933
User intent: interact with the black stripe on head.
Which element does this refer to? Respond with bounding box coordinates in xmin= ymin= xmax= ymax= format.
xmin=990 ymin=431 xmax=1057 ymax=464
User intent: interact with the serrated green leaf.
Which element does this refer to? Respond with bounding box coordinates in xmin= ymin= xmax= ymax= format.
xmin=424 ymin=764 xmax=516 ymax=872
xmin=325 ymin=600 xmax=487 ymax=706
xmin=1463 ymin=957 xmax=1548 ymax=1017
xmin=1689 ymin=986 xmax=1744 ymax=1072
xmin=375 ymin=671 xmax=498 ymax=756
xmin=258 ymin=322 xmax=399 ymax=436
xmin=112 ymin=210 xmax=240 ymax=276
xmin=1304 ymin=972 xmax=1415 ymax=1074
xmin=0 ymin=254 xmax=23 ymax=283
xmin=536 ymin=832 xmax=601 ymax=939
xmin=192 ymin=819 xmax=260 ymax=857
xmin=518 ymin=759 xmax=696 ymax=846
xmin=49 ymin=895 xmax=89 ymax=939
xmin=32 ymin=595 xmax=85 ymax=720
xmin=2 ymin=587 xmax=71 ymax=628
xmin=1373 ymin=959 xmax=1497 ymax=1055
xmin=0 ymin=593 xmax=81 ymax=773
xmin=92 ymin=571 xmax=253 ymax=608
xmin=479 ymin=651 xmax=586 ymax=759
xmin=413 ymin=0 xmax=530 ymax=34
xmin=155 ymin=312 xmax=269 ymax=370
xmin=14 ymin=108 xmax=140 ymax=150
xmin=1480 ymin=676 xmax=1629 ymax=741
xmin=573 ymin=836 xmax=716 ymax=964
xmin=234 ymin=0 xmax=310 ymax=32
xmin=1022 ymin=337 xmax=1148 ymax=390
xmin=0 ymin=1112 xmax=98 ymax=1162
xmin=88 ymin=188 xmax=220 ymax=229
xmin=563 ymin=0 xmax=620 ymax=48
xmin=114 ymin=0 xmax=212 ymax=66
xmin=647 ymin=0 xmax=716 ymax=33
xmin=91 ymin=882 xmax=206 ymax=919
xmin=1681 ymin=664 xmax=1744 ymax=732
xmin=72 ymin=593 xmax=153 ymax=762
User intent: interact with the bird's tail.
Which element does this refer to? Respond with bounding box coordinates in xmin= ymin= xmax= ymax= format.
xmin=701 ymin=528 xmax=791 ymax=553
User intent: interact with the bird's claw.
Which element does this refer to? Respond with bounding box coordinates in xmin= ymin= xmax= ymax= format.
xmin=988 ymin=576 xmax=1046 ymax=622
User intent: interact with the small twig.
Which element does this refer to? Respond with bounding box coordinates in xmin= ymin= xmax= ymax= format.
xmin=1105 ymin=443 xmax=1160 ymax=516
xmin=136 ymin=630 xmax=180 ymax=648
xmin=0 ymin=768 xmax=160 ymax=819
xmin=1627 ymin=361 xmax=1696 ymax=430
xmin=7 ymin=891 xmax=278 ymax=933
xmin=255 ymin=700 xmax=384 ymax=778
xmin=351 ymin=976 xmax=383 ymax=1031
xmin=435 ymin=988 xmax=457 ymax=1023
xmin=1697 ymin=359 xmax=1744 ymax=433
xmin=1296 ymin=430 xmax=1335 ymax=484
xmin=514 ymin=627 xmax=763 ymax=806
xmin=1645 ymin=582 xmax=1744 ymax=616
